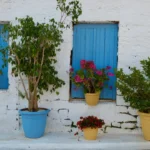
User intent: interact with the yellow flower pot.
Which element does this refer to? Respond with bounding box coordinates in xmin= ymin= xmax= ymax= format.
xmin=85 ymin=92 xmax=100 ymax=106
xmin=83 ymin=128 xmax=98 ymax=140
xmin=138 ymin=111 xmax=150 ymax=140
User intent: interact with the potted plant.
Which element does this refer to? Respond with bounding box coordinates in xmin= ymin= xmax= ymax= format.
xmin=0 ymin=0 xmax=82 ymax=138
xmin=70 ymin=60 xmax=114 ymax=106
xmin=116 ymin=57 xmax=150 ymax=140
xmin=76 ymin=116 xmax=105 ymax=140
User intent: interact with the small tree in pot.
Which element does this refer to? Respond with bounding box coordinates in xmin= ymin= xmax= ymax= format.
xmin=0 ymin=0 xmax=82 ymax=138
xmin=116 ymin=57 xmax=150 ymax=140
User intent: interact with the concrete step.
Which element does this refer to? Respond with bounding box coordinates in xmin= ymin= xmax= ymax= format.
xmin=0 ymin=132 xmax=150 ymax=150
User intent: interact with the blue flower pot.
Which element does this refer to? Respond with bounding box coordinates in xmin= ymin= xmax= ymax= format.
xmin=19 ymin=108 xmax=50 ymax=138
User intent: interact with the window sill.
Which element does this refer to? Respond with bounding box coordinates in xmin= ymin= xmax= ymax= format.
xmin=69 ymin=99 xmax=116 ymax=103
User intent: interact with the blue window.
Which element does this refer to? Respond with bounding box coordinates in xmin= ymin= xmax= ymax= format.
xmin=0 ymin=24 xmax=8 ymax=89
xmin=71 ymin=24 xmax=118 ymax=100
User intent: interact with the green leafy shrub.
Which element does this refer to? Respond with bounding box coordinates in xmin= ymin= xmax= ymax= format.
xmin=116 ymin=58 xmax=150 ymax=113
xmin=0 ymin=0 xmax=82 ymax=112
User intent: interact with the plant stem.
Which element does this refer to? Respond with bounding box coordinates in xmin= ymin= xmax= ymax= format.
xmin=15 ymin=54 xmax=29 ymax=101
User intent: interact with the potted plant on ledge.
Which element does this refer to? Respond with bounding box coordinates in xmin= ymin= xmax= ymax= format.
xmin=70 ymin=60 xmax=114 ymax=106
xmin=0 ymin=0 xmax=82 ymax=138
xmin=76 ymin=116 xmax=105 ymax=140
xmin=116 ymin=57 xmax=150 ymax=140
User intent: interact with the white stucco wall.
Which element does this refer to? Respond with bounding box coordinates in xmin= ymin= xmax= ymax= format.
xmin=0 ymin=0 xmax=150 ymax=134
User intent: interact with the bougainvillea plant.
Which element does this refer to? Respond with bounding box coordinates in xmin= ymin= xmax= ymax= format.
xmin=70 ymin=60 xmax=114 ymax=93
xmin=77 ymin=116 xmax=105 ymax=130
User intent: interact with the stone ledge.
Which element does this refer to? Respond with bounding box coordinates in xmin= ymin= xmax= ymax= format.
xmin=0 ymin=132 xmax=150 ymax=150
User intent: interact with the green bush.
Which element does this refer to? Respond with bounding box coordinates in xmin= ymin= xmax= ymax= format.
xmin=116 ymin=58 xmax=150 ymax=113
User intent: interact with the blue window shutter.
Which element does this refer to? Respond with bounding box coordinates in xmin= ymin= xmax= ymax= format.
xmin=71 ymin=24 xmax=118 ymax=100
xmin=0 ymin=24 xmax=8 ymax=89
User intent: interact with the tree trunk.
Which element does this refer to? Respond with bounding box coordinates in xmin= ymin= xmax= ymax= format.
xmin=33 ymin=96 xmax=38 ymax=111
xmin=28 ymin=99 xmax=38 ymax=112
xmin=28 ymin=100 xmax=34 ymax=112
xmin=28 ymin=90 xmax=38 ymax=112
xmin=28 ymin=78 xmax=39 ymax=112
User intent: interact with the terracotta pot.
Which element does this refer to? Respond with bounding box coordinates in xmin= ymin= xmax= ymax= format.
xmin=138 ymin=111 xmax=150 ymax=140
xmin=83 ymin=127 xmax=98 ymax=140
xmin=85 ymin=92 xmax=100 ymax=106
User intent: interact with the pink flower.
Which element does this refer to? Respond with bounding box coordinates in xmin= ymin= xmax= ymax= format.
xmin=69 ymin=68 xmax=74 ymax=73
xmin=75 ymin=75 xmax=83 ymax=83
xmin=108 ymin=72 xmax=114 ymax=76
xmin=80 ymin=60 xmax=86 ymax=69
xmin=88 ymin=61 xmax=96 ymax=69
xmin=89 ymin=64 xmax=96 ymax=69
xmin=106 ymin=66 xmax=111 ymax=70
xmin=96 ymin=70 xmax=103 ymax=76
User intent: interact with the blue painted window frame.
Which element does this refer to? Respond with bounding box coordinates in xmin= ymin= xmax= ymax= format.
xmin=0 ymin=24 xmax=9 ymax=89
xmin=71 ymin=23 xmax=118 ymax=100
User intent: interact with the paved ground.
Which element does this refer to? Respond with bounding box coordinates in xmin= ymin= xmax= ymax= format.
xmin=0 ymin=132 xmax=150 ymax=150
